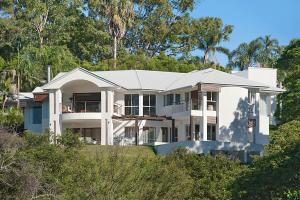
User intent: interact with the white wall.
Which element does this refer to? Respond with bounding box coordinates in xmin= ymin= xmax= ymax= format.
xmin=234 ymin=67 xmax=277 ymax=87
xmin=218 ymin=87 xmax=249 ymax=143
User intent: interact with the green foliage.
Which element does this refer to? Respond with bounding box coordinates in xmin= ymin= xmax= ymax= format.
xmin=191 ymin=17 xmax=233 ymax=63
xmin=23 ymin=131 xmax=50 ymax=147
xmin=233 ymin=120 xmax=300 ymax=199
xmin=275 ymin=39 xmax=300 ymax=123
xmin=229 ymin=35 xmax=280 ymax=70
xmin=0 ymin=107 xmax=23 ymax=134
xmin=57 ymin=129 xmax=83 ymax=148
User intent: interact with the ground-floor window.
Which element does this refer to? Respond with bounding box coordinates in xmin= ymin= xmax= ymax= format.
xmin=32 ymin=106 xmax=42 ymax=124
xmin=207 ymin=124 xmax=216 ymax=141
xmin=171 ymin=127 xmax=178 ymax=142
xmin=76 ymin=128 xmax=101 ymax=143
xmin=143 ymin=127 xmax=156 ymax=144
xmin=185 ymin=125 xmax=191 ymax=140
xmin=125 ymin=127 xmax=136 ymax=138
xmin=195 ymin=124 xmax=200 ymax=140
xmin=161 ymin=127 xmax=168 ymax=142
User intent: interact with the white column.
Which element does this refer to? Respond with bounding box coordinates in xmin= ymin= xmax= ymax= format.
xmin=101 ymin=91 xmax=106 ymax=113
xmin=101 ymin=119 xmax=107 ymax=145
xmin=107 ymin=90 xmax=114 ymax=115
xmin=56 ymin=89 xmax=62 ymax=136
xmin=202 ymin=92 xmax=207 ymax=141
xmin=139 ymin=94 xmax=143 ymax=116
xmin=49 ymin=89 xmax=62 ymax=142
xmin=254 ymin=92 xmax=260 ymax=143
xmin=107 ymin=90 xmax=114 ymax=145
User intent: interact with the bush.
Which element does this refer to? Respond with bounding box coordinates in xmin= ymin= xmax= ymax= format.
xmin=0 ymin=108 xmax=23 ymax=134
xmin=57 ymin=129 xmax=83 ymax=148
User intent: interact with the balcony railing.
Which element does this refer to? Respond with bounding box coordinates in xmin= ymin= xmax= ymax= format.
xmin=62 ymin=101 xmax=101 ymax=113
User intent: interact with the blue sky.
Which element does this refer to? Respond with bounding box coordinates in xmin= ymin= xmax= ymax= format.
xmin=190 ymin=0 xmax=300 ymax=65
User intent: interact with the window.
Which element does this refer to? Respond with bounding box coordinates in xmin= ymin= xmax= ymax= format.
xmin=195 ymin=124 xmax=200 ymax=140
xmin=161 ymin=127 xmax=168 ymax=142
xmin=185 ymin=92 xmax=190 ymax=111
xmin=164 ymin=94 xmax=174 ymax=106
xmin=32 ymin=106 xmax=42 ymax=124
xmin=171 ymin=127 xmax=178 ymax=142
xmin=143 ymin=127 xmax=156 ymax=143
xmin=185 ymin=125 xmax=191 ymax=140
xmin=175 ymin=94 xmax=181 ymax=104
xmin=207 ymin=124 xmax=216 ymax=141
xmin=125 ymin=127 xmax=136 ymax=138
xmin=143 ymin=94 xmax=156 ymax=116
xmin=73 ymin=93 xmax=101 ymax=112
xmin=125 ymin=94 xmax=139 ymax=115
xmin=191 ymin=90 xmax=201 ymax=110
xmin=207 ymin=92 xmax=217 ymax=111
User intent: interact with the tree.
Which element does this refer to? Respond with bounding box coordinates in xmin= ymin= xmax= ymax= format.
xmin=256 ymin=35 xmax=281 ymax=68
xmin=89 ymin=0 xmax=134 ymax=69
xmin=191 ymin=17 xmax=233 ymax=63
xmin=229 ymin=39 xmax=262 ymax=70
xmin=275 ymin=39 xmax=300 ymax=123
xmin=124 ymin=1 xmax=195 ymax=57
xmin=233 ymin=120 xmax=300 ymax=199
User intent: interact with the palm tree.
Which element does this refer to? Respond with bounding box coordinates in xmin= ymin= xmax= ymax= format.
xmin=191 ymin=17 xmax=233 ymax=63
xmin=90 ymin=0 xmax=134 ymax=69
xmin=229 ymin=39 xmax=262 ymax=70
xmin=256 ymin=35 xmax=280 ymax=68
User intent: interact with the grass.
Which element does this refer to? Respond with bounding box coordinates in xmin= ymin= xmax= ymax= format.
xmin=80 ymin=145 xmax=157 ymax=160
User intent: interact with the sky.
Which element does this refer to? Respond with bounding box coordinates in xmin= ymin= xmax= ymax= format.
xmin=190 ymin=0 xmax=300 ymax=66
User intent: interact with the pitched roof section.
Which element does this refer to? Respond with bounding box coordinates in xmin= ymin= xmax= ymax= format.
xmin=93 ymin=70 xmax=184 ymax=91
xmin=165 ymin=68 xmax=269 ymax=91
xmin=45 ymin=68 xmax=272 ymax=91
xmin=42 ymin=68 xmax=120 ymax=90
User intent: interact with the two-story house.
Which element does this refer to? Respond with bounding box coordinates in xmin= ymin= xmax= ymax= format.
xmin=21 ymin=67 xmax=283 ymax=158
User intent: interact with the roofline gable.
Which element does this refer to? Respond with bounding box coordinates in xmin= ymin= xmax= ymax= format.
xmin=42 ymin=67 xmax=123 ymax=90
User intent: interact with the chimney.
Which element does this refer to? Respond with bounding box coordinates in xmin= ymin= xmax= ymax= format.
xmin=47 ymin=65 xmax=51 ymax=82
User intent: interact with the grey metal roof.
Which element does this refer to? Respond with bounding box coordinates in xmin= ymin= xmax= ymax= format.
xmin=47 ymin=68 xmax=281 ymax=92
xmin=93 ymin=70 xmax=184 ymax=91
xmin=165 ymin=68 xmax=269 ymax=91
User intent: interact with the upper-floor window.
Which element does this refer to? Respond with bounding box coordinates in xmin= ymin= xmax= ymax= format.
xmin=164 ymin=94 xmax=173 ymax=106
xmin=207 ymin=92 xmax=217 ymax=111
xmin=143 ymin=94 xmax=156 ymax=116
xmin=175 ymin=94 xmax=181 ymax=104
xmin=73 ymin=93 xmax=101 ymax=112
xmin=125 ymin=94 xmax=139 ymax=115
xmin=32 ymin=106 xmax=42 ymax=124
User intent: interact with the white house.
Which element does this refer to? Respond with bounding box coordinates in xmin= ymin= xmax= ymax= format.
xmin=21 ymin=67 xmax=284 ymax=159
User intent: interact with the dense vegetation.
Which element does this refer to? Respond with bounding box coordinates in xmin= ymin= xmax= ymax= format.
xmin=1 ymin=0 xmax=300 ymax=199
xmin=1 ymin=121 xmax=300 ymax=200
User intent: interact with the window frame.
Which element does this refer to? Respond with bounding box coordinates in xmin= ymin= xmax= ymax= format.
xmin=32 ymin=106 xmax=42 ymax=124
xmin=125 ymin=94 xmax=139 ymax=115
xmin=207 ymin=92 xmax=217 ymax=111
xmin=161 ymin=127 xmax=168 ymax=142
xmin=163 ymin=94 xmax=174 ymax=106
xmin=207 ymin=124 xmax=216 ymax=141
xmin=143 ymin=94 xmax=156 ymax=116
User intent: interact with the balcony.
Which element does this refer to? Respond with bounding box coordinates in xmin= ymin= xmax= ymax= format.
xmin=62 ymin=101 xmax=101 ymax=113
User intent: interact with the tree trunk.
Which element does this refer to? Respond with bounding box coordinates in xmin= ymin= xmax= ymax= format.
xmin=113 ymin=36 xmax=117 ymax=69
xmin=16 ymin=74 xmax=20 ymax=108
xmin=204 ymin=50 xmax=209 ymax=63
